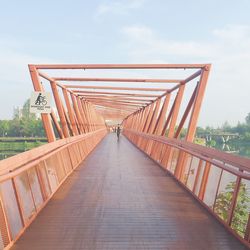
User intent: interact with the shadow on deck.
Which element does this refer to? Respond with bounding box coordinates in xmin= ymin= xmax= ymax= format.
xmin=12 ymin=134 xmax=248 ymax=250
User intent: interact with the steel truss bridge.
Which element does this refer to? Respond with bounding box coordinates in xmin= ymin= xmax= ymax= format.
xmin=0 ymin=64 xmax=249 ymax=249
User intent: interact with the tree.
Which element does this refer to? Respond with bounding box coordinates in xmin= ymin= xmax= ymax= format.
xmin=22 ymin=99 xmax=35 ymax=120
xmin=0 ymin=120 xmax=9 ymax=136
xmin=222 ymin=121 xmax=231 ymax=132
xmin=214 ymin=181 xmax=250 ymax=236
xmin=246 ymin=113 xmax=250 ymax=126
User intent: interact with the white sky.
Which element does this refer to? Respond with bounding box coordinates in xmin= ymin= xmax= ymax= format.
xmin=0 ymin=0 xmax=249 ymax=127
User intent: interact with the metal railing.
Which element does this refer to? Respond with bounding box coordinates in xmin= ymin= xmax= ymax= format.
xmin=0 ymin=129 xmax=107 ymax=249
xmin=124 ymin=129 xmax=250 ymax=247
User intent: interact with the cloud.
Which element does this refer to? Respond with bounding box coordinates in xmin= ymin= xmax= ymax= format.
xmin=0 ymin=42 xmax=58 ymax=119
xmin=120 ymin=24 xmax=250 ymax=126
xmin=95 ymin=0 xmax=145 ymax=17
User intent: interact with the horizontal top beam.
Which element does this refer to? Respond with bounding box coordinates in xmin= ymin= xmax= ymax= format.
xmin=75 ymin=91 xmax=160 ymax=97
xmin=94 ymin=104 xmax=137 ymax=112
xmin=67 ymin=85 xmax=168 ymax=92
xmin=53 ymin=77 xmax=181 ymax=83
xmin=89 ymin=99 xmax=145 ymax=107
xmin=79 ymin=95 xmax=155 ymax=101
xmin=32 ymin=64 xmax=209 ymax=70
xmin=84 ymin=97 xmax=152 ymax=103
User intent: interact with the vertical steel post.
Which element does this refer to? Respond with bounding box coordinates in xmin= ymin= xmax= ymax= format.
xmin=71 ymin=93 xmax=85 ymax=133
xmin=29 ymin=65 xmax=56 ymax=142
xmin=154 ymin=94 xmax=171 ymax=135
xmin=50 ymin=81 xmax=70 ymax=138
xmin=185 ymin=65 xmax=211 ymax=142
xmin=62 ymin=88 xmax=79 ymax=135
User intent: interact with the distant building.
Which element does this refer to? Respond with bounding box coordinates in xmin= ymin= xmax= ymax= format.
xmin=13 ymin=106 xmax=23 ymax=119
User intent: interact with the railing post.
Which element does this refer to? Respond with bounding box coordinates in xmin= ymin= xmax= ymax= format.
xmin=198 ymin=162 xmax=211 ymax=200
xmin=227 ymin=175 xmax=241 ymax=226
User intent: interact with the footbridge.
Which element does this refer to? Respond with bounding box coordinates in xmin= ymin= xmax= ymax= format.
xmin=0 ymin=64 xmax=250 ymax=250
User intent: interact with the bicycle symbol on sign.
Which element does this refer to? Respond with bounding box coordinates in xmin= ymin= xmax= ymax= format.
xmin=35 ymin=93 xmax=47 ymax=106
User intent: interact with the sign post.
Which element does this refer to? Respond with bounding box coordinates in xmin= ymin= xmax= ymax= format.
xmin=30 ymin=92 xmax=52 ymax=113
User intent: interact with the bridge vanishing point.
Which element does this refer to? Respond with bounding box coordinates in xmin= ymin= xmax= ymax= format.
xmin=0 ymin=64 xmax=250 ymax=250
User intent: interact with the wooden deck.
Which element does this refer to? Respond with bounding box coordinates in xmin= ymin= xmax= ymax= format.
xmin=12 ymin=134 xmax=248 ymax=250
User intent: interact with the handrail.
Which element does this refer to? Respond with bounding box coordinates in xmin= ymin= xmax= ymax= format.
xmin=123 ymin=129 xmax=250 ymax=247
xmin=0 ymin=129 xmax=106 ymax=179
xmin=125 ymin=129 xmax=250 ymax=173
xmin=0 ymin=129 xmax=107 ymax=249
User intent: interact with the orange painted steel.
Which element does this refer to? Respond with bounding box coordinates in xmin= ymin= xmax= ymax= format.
xmin=123 ymin=129 xmax=250 ymax=248
xmin=34 ymin=63 xmax=208 ymax=69
xmin=64 ymin=85 xmax=169 ymax=92
xmin=28 ymin=66 xmax=56 ymax=142
xmin=53 ymin=76 xmax=181 ymax=83
xmin=10 ymin=134 xmax=248 ymax=250
xmin=0 ymin=129 xmax=107 ymax=249
xmin=32 ymin=63 xmax=207 ymax=131
xmin=5 ymin=63 xmax=248 ymax=247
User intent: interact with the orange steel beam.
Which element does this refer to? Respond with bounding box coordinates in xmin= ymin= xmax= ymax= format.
xmin=30 ymin=63 xmax=211 ymax=150
xmin=96 ymin=110 xmax=128 ymax=116
xmin=122 ymin=86 xmax=172 ymax=121
xmin=38 ymin=71 xmax=74 ymax=94
xmin=50 ymin=81 xmax=70 ymax=138
xmin=34 ymin=64 xmax=208 ymax=69
xmin=89 ymin=100 xmax=145 ymax=108
xmin=95 ymin=105 xmax=130 ymax=112
xmin=154 ymin=94 xmax=171 ymax=135
xmin=62 ymin=102 xmax=73 ymax=135
xmin=94 ymin=103 xmax=135 ymax=110
xmin=29 ymin=65 xmax=56 ymax=142
xmin=142 ymin=103 xmax=155 ymax=133
xmin=94 ymin=105 xmax=137 ymax=113
xmin=174 ymin=84 xmax=198 ymax=138
xmin=167 ymin=84 xmax=185 ymax=138
xmin=83 ymin=100 xmax=93 ymax=132
xmin=50 ymin=111 xmax=64 ymax=139
xmin=185 ymin=66 xmax=211 ymax=142
xmin=95 ymin=106 xmax=134 ymax=115
xmin=94 ymin=103 xmax=136 ymax=110
xmin=79 ymin=96 xmax=152 ymax=103
xmin=62 ymin=88 xmax=79 ymax=135
xmin=77 ymin=97 xmax=88 ymax=132
xmin=97 ymin=111 xmax=128 ymax=115
xmin=70 ymin=93 xmax=85 ymax=133
xmin=65 ymin=85 xmax=168 ymax=92
xmin=83 ymin=97 xmax=151 ymax=105
xmin=147 ymin=99 xmax=161 ymax=134
xmin=74 ymin=90 xmax=160 ymax=97
xmin=168 ymin=69 xmax=202 ymax=93
xmin=53 ymin=77 xmax=181 ymax=83
xmin=79 ymin=94 xmax=156 ymax=100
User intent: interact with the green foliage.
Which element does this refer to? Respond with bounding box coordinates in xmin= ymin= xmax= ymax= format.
xmin=214 ymin=181 xmax=250 ymax=236
xmin=0 ymin=99 xmax=46 ymax=137
xmin=195 ymin=113 xmax=250 ymax=143
xmin=207 ymin=139 xmax=216 ymax=147
xmin=246 ymin=113 xmax=250 ymax=126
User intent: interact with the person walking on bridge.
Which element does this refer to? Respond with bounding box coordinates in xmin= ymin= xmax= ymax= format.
xmin=116 ymin=125 xmax=121 ymax=139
